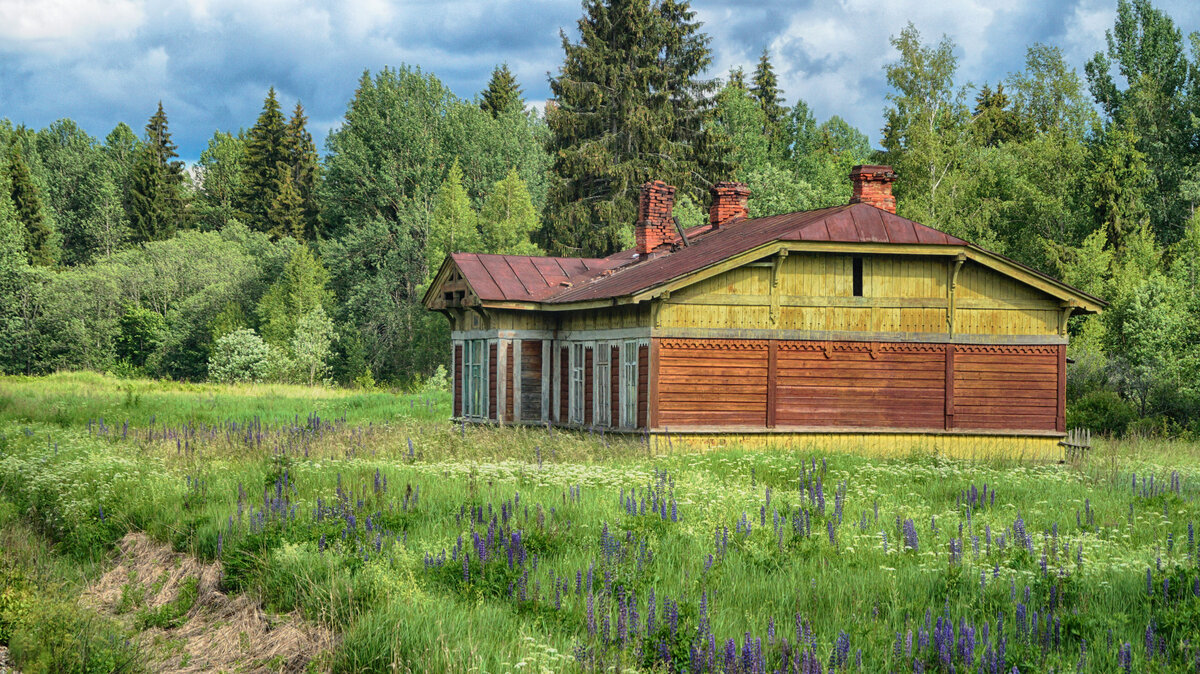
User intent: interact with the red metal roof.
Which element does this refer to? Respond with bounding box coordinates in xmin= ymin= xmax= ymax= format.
xmin=450 ymin=204 xmax=969 ymax=304
xmin=449 ymin=252 xmax=630 ymax=302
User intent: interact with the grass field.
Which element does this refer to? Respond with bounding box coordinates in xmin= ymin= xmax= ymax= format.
xmin=1 ymin=372 xmax=1199 ymax=673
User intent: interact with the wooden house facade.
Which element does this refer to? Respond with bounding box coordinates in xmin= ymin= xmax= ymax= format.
xmin=424 ymin=166 xmax=1104 ymax=455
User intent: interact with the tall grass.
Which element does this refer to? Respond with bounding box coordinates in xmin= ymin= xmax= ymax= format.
xmin=1 ymin=372 xmax=1199 ymax=672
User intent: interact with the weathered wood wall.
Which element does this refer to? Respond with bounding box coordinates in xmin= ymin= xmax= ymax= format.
xmin=657 ymin=340 xmax=768 ymax=427
xmin=648 ymin=338 xmax=1062 ymax=433
xmin=488 ymin=342 xmax=497 ymax=422
xmin=658 ymin=253 xmax=1063 ymax=338
xmin=775 ymin=342 xmax=945 ymax=429
xmin=520 ymin=341 xmax=542 ymax=422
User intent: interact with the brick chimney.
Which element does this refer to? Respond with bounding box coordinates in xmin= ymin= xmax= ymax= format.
xmin=709 ymin=181 xmax=750 ymax=229
xmin=849 ymin=165 xmax=897 ymax=214
xmin=636 ymin=180 xmax=676 ymax=255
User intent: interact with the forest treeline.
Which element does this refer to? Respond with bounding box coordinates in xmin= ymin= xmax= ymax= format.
xmin=1 ymin=0 xmax=1199 ymax=436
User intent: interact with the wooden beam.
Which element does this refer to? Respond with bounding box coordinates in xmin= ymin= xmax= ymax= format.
xmin=649 ymin=338 xmax=661 ymax=429
xmin=770 ymin=250 xmax=787 ymax=328
xmin=1056 ymin=343 xmax=1066 ymax=433
xmin=948 ymin=253 xmax=966 ymax=337
xmin=945 ymin=344 xmax=955 ymax=430
xmin=767 ymin=340 xmax=778 ymax=428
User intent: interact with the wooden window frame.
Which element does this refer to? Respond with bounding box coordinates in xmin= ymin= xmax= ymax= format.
xmin=570 ymin=343 xmax=585 ymax=424
xmin=595 ymin=342 xmax=611 ymax=427
xmin=620 ymin=340 xmax=638 ymax=428
xmin=463 ymin=338 xmax=488 ymax=419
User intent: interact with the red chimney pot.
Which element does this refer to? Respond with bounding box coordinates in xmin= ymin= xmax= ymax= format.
xmin=709 ymin=181 xmax=750 ymax=229
xmin=849 ymin=165 xmax=897 ymax=214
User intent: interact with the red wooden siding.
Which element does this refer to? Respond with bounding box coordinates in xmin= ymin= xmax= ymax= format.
xmin=584 ymin=347 xmax=594 ymax=425
xmin=453 ymin=344 xmax=462 ymax=418
xmin=520 ymin=341 xmax=542 ymax=422
xmin=953 ymin=345 xmax=1059 ymax=432
xmin=559 ymin=346 xmax=568 ymax=423
xmin=505 ymin=342 xmax=514 ymax=423
xmin=638 ymin=344 xmax=648 ymax=428
xmin=645 ymin=338 xmax=1062 ymax=434
xmin=657 ymin=339 xmax=768 ymax=427
xmin=775 ymin=342 xmax=945 ymax=429
xmin=610 ymin=345 xmax=620 ymax=428
xmin=488 ymin=342 xmax=497 ymax=422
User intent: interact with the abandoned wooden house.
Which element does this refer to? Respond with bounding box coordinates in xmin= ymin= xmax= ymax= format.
xmin=423 ymin=166 xmax=1105 ymax=455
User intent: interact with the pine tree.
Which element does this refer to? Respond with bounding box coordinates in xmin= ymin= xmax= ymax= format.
xmin=427 ymin=160 xmax=481 ymax=275
xmin=266 ymin=164 xmax=306 ymax=239
xmin=6 ymin=143 xmax=56 ymax=265
xmin=751 ymin=48 xmax=786 ymax=153
xmin=283 ymin=102 xmax=321 ymax=240
xmin=543 ymin=0 xmax=716 ymax=256
xmin=481 ymin=64 xmax=524 ymax=118
xmin=479 ymin=168 xmax=541 ymax=255
xmin=239 ymin=88 xmax=288 ymax=232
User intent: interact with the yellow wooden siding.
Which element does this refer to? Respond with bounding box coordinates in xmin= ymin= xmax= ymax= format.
xmin=656 ymin=252 xmax=1061 ymax=337
xmin=560 ymin=304 xmax=650 ymax=331
xmin=644 ymin=431 xmax=1062 ymax=462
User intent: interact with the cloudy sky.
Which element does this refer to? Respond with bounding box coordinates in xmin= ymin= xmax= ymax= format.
xmin=2 ymin=0 xmax=1198 ymax=161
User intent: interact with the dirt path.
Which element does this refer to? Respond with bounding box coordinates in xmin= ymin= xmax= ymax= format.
xmin=84 ymin=533 xmax=334 ymax=673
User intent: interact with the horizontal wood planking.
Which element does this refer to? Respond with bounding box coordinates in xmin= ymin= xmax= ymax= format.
xmin=506 ymin=342 xmax=514 ymax=423
xmin=638 ymin=345 xmax=648 ymax=428
xmin=611 ymin=345 xmax=620 ymax=428
xmin=953 ymin=345 xmax=1058 ymax=432
xmin=559 ymin=346 xmax=568 ymax=423
xmin=520 ymin=341 xmax=542 ymax=421
xmin=776 ymin=341 xmax=944 ymax=429
xmin=657 ymin=340 xmax=767 ymax=427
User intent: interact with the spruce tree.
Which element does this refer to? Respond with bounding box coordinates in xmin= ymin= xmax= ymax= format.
xmin=126 ymin=103 xmax=186 ymax=242
xmin=751 ymin=49 xmax=786 ymax=153
xmin=972 ymin=83 xmax=1025 ymax=147
xmin=543 ymin=0 xmax=716 ymax=257
xmin=266 ymin=165 xmax=306 ymax=240
xmin=283 ymin=102 xmax=321 ymax=240
xmin=728 ymin=66 xmax=746 ymax=89
xmin=481 ymin=64 xmax=524 ymax=118
xmin=5 ymin=143 xmax=55 ymax=265
xmin=240 ymin=88 xmax=288 ymax=232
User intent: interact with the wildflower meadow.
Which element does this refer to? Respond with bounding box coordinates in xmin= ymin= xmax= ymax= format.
xmin=1 ymin=372 xmax=1198 ymax=673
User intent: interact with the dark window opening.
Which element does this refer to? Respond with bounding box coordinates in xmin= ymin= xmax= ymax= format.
xmin=852 ymin=257 xmax=864 ymax=297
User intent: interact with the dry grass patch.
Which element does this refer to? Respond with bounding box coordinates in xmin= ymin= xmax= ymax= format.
xmin=86 ymin=534 xmax=333 ymax=673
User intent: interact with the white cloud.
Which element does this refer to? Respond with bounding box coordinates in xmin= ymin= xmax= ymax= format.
xmin=0 ymin=0 xmax=145 ymax=50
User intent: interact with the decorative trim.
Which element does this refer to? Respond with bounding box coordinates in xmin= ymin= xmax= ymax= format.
xmin=453 ymin=329 xmax=555 ymax=341
xmin=558 ymin=327 xmax=651 ymax=342
xmin=954 ymin=344 xmax=1060 ymax=356
xmin=658 ymin=338 xmax=768 ymax=351
xmin=652 ymin=327 xmax=1066 ymax=345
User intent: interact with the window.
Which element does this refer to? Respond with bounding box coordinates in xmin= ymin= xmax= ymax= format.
xmin=852 ymin=256 xmax=864 ymax=297
xmin=621 ymin=340 xmax=638 ymax=427
xmin=595 ymin=344 xmax=611 ymax=427
xmin=463 ymin=339 xmax=488 ymax=418
xmin=570 ymin=343 xmax=585 ymax=424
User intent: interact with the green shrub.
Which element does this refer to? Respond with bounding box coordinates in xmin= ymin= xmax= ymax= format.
xmin=207 ymin=328 xmax=270 ymax=384
xmin=8 ymin=600 xmax=140 ymax=673
xmin=1066 ymin=389 xmax=1136 ymax=435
